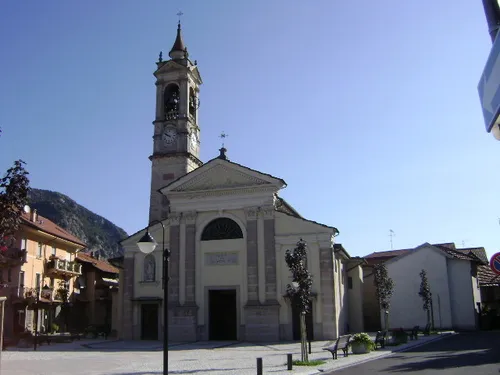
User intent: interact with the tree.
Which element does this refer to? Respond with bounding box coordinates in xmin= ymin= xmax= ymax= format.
xmin=285 ymin=239 xmax=312 ymax=362
xmin=373 ymin=263 xmax=394 ymax=332
xmin=418 ymin=269 xmax=433 ymax=329
xmin=0 ymin=128 xmax=30 ymax=254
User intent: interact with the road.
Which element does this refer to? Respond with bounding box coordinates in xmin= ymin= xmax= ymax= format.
xmin=328 ymin=331 xmax=500 ymax=374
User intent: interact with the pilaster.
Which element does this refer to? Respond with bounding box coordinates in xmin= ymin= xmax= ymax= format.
xmin=319 ymin=240 xmax=337 ymax=340
xmin=179 ymin=215 xmax=186 ymax=305
xmin=245 ymin=207 xmax=259 ymax=302
xmin=122 ymin=255 xmax=135 ymax=340
xmin=184 ymin=211 xmax=197 ymax=303
xmin=257 ymin=210 xmax=265 ymax=304
xmin=261 ymin=206 xmax=277 ymax=303
xmin=169 ymin=213 xmax=181 ymax=304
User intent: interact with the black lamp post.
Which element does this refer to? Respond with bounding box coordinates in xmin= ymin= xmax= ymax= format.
xmin=137 ymin=221 xmax=170 ymax=375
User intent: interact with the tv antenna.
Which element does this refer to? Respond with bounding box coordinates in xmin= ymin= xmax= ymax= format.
xmin=389 ymin=229 xmax=395 ymax=250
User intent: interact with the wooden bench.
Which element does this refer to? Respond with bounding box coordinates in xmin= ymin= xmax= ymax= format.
xmin=323 ymin=335 xmax=351 ymax=359
xmin=374 ymin=331 xmax=387 ymax=349
xmin=407 ymin=326 xmax=419 ymax=340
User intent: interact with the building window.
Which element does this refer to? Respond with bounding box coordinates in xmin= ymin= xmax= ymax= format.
xmin=143 ymin=254 xmax=156 ymax=282
xmin=50 ymin=278 xmax=54 ymax=289
xmin=37 ymin=243 xmax=43 ymax=258
xmin=201 ymin=218 xmax=243 ymax=241
xmin=347 ymin=276 xmax=353 ymax=290
xmin=21 ymin=238 xmax=27 ymax=250
xmin=51 ymin=246 xmax=56 ymax=256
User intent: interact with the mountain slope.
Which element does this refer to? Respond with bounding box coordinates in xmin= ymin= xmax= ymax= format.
xmin=28 ymin=188 xmax=127 ymax=259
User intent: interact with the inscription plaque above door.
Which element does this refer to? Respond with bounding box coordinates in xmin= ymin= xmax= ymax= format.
xmin=205 ymin=251 xmax=239 ymax=266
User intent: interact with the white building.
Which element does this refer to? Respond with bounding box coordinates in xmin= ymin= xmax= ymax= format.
xmin=363 ymin=243 xmax=483 ymax=331
xmin=118 ymin=22 xmax=365 ymax=342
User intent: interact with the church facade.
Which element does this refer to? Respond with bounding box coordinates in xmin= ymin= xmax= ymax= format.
xmin=119 ymin=23 xmax=365 ymax=342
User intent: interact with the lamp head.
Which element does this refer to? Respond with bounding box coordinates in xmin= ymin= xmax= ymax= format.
xmin=137 ymin=230 xmax=157 ymax=254
xmin=491 ymin=123 xmax=500 ymax=141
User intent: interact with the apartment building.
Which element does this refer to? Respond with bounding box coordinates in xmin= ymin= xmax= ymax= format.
xmin=0 ymin=207 xmax=86 ymax=338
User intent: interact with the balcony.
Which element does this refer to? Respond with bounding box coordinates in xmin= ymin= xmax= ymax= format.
xmin=46 ymin=258 xmax=82 ymax=276
xmin=0 ymin=248 xmax=27 ymax=266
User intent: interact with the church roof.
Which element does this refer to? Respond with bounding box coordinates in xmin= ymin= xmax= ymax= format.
xmin=158 ymin=153 xmax=287 ymax=194
xmin=169 ymin=22 xmax=187 ymax=58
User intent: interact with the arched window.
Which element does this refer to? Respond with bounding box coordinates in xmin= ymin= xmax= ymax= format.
xmin=201 ymin=218 xmax=243 ymax=241
xmin=143 ymin=254 xmax=156 ymax=282
xmin=189 ymin=87 xmax=198 ymax=121
xmin=164 ymin=84 xmax=180 ymax=120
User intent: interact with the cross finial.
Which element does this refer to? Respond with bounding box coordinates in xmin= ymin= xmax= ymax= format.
xmin=219 ymin=131 xmax=228 ymax=147
xmin=177 ymin=11 xmax=184 ymax=25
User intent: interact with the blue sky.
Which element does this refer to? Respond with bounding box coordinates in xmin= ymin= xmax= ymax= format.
xmin=0 ymin=1 xmax=498 ymax=259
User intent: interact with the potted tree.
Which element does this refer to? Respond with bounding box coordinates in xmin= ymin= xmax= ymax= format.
xmin=350 ymin=333 xmax=374 ymax=354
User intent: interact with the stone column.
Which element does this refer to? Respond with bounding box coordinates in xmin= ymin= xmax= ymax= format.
xmin=122 ymin=255 xmax=135 ymax=340
xmin=319 ymin=237 xmax=338 ymax=340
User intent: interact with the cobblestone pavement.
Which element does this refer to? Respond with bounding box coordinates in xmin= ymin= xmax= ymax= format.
xmin=0 ymin=333 xmax=452 ymax=375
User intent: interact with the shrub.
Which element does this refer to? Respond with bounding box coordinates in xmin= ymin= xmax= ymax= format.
xmin=351 ymin=333 xmax=375 ymax=350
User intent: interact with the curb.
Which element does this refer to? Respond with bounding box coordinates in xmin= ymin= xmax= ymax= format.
xmin=313 ymin=333 xmax=454 ymax=374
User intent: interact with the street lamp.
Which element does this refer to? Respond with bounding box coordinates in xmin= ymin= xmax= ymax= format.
xmin=137 ymin=221 xmax=170 ymax=375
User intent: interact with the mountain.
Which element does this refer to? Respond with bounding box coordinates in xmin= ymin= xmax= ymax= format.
xmin=28 ymin=188 xmax=128 ymax=259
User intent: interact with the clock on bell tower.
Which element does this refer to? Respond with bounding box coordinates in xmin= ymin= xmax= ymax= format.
xmin=148 ymin=21 xmax=203 ymax=223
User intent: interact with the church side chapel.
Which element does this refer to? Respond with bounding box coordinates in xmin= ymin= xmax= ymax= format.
xmin=119 ymin=21 xmax=365 ymax=342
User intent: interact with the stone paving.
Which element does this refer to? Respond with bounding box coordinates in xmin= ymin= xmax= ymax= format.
xmin=0 ymin=332 xmax=453 ymax=375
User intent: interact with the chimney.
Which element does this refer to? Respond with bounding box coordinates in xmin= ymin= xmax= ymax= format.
xmin=31 ymin=209 xmax=37 ymax=222
xmin=95 ymin=252 xmax=100 ymax=260
xmin=90 ymin=251 xmax=94 ymax=258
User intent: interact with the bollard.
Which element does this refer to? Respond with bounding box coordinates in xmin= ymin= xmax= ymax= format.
xmin=308 ymin=339 xmax=312 ymax=354
xmin=257 ymin=357 xmax=263 ymax=375
xmin=287 ymin=353 xmax=293 ymax=370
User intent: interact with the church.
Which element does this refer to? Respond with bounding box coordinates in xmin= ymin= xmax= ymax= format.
xmin=119 ymin=22 xmax=365 ymax=342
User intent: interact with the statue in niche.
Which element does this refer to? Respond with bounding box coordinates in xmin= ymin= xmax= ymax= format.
xmin=143 ymin=254 xmax=156 ymax=282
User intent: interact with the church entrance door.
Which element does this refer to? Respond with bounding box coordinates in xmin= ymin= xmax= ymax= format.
xmin=208 ymin=289 xmax=237 ymax=340
xmin=292 ymin=300 xmax=314 ymax=341
xmin=141 ymin=304 xmax=159 ymax=340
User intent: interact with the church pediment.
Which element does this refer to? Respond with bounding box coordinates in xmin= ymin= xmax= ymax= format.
xmin=160 ymin=159 xmax=286 ymax=195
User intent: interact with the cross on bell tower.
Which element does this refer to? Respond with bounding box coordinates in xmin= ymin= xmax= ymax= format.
xmin=148 ymin=16 xmax=204 ymax=223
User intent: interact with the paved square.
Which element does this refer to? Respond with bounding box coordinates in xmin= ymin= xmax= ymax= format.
xmin=1 ymin=334 xmax=450 ymax=375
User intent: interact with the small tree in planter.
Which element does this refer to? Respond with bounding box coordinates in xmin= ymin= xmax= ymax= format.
xmin=418 ymin=269 xmax=433 ymax=330
xmin=350 ymin=333 xmax=374 ymax=354
xmin=374 ymin=264 xmax=394 ymax=332
xmin=285 ymin=239 xmax=313 ymax=363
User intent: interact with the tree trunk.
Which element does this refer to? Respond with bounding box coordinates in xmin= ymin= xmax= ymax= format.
xmin=384 ymin=311 xmax=390 ymax=333
xmin=300 ymin=312 xmax=308 ymax=362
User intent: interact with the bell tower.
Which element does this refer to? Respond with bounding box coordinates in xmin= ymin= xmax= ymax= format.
xmin=149 ymin=21 xmax=203 ymax=223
